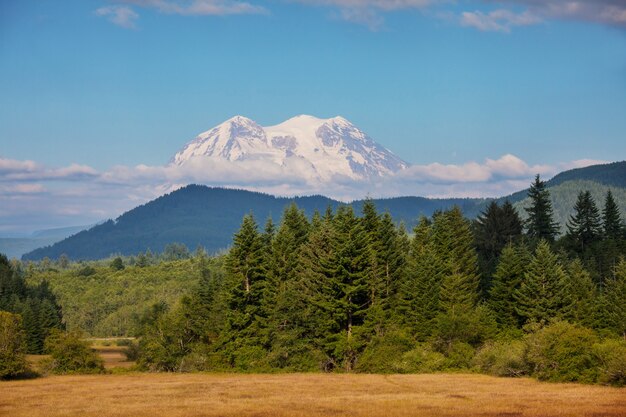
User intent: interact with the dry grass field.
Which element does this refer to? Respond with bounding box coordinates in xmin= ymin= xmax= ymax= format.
xmin=1 ymin=373 xmax=625 ymax=417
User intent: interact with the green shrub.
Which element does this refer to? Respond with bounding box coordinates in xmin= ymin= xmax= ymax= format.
xmin=442 ymin=341 xmax=475 ymax=370
xmin=42 ymin=330 xmax=105 ymax=374
xmin=472 ymin=340 xmax=527 ymax=377
xmin=232 ymin=345 xmax=271 ymax=372
xmin=525 ymin=321 xmax=599 ymax=383
xmin=356 ymin=330 xmax=415 ymax=373
xmin=0 ymin=311 xmax=30 ymax=379
xmin=398 ymin=344 xmax=446 ymax=373
xmin=594 ymin=339 xmax=626 ymax=386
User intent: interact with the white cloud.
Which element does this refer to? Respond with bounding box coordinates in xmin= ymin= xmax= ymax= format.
xmin=121 ymin=0 xmax=266 ymax=16
xmin=0 ymin=158 xmax=98 ymax=182
xmin=0 ymin=154 xmax=613 ymax=233
xmin=95 ymin=5 xmax=139 ymax=28
xmin=461 ymin=9 xmax=542 ymax=32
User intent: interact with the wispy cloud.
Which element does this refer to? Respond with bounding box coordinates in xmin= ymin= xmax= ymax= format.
xmin=292 ymin=0 xmax=438 ymax=28
xmin=131 ymin=0 xmax=267 ymax=15
xmin=96 ymin=0 xmax=267 ymax=28
xmin=95 ymin=5 xmax=139 ymax=28
xmin=460 ymin=9 xmax=541 ymax=32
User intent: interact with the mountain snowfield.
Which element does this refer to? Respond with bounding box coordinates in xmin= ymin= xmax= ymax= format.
xmin=172 ymin=115 xmax=409 ymax=183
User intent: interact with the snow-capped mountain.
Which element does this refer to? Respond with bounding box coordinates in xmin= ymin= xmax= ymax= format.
xmin=172 ymin=115 xmax=408 ymax=182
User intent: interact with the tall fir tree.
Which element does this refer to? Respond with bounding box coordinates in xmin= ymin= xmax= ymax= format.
xmin=514 ymin=240 xmax=571 ymax=324
xmin=603 ymin=190 xmax=624 ymax=240
xmin=222 ymin=214 xmax=268 ymax=355
xmin=525 ymin=174 xmax=559 ymax=242
xmin=432 ymin=207 xmax=481 ymax=304
xmin=488 ymin=243 xmax=530 ymax=328
xmin=566 ymin=190 xmax=602 ymax=251
xmin=604 ymin=259 xmax=626 ymax=338
xmin=566 ymin=259 xmax=599 ymax=329
xmin=473 ymin=200 xmax=523 ymax=294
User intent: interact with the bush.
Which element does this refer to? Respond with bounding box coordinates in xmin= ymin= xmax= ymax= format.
xmin=442 ymin=341 xmax=475 ymax=370
xmin=473 ymin=340 xmax=527 ymax=377
xmin=0 ymin=311 xmax=30 ymax=379
xmin=356 ymin=330 xmax=415 ymax=373
xmin=398 ymin=344 xmax=446 ymax=373
xmin=42 ymin=330 xmax=105 ymax=374
xmin=433 ymin=305 xmax=497 ymax=350
xmin=525 ymin=321 xmax=599 ymax=383
xmin=594 ymin=339 xmax=626 ymax=386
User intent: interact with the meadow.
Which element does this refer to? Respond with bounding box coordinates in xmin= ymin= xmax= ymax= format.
xmin=1 ymin=372 xmax=625 ymax=417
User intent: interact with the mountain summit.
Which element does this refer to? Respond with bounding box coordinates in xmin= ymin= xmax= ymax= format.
xmin=171 ymin=115 xmax=409 ymax=182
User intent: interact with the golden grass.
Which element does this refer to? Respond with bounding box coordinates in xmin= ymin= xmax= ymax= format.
xmin=1 ymin=373 xmax=624 ymax=417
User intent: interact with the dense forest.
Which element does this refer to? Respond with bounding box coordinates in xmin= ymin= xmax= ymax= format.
xmin=2 ymin=175 xmax=626 ymax=384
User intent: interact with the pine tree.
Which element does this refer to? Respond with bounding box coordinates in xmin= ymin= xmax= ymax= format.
xmin=261 ymin=217 xmax=276 ymax=248
xmin=331 ymin=206 xmax=371 ymax=370
xmin=222 ymin=214 xmax=267 ymax=351
xmin=603 ymin=190 xmax=624 ymax=240
xmin=265 ymin=205 xmax=310 ymax=354
xmin=525 ymin=175 xmax=559 ymax=242
xmin=566 ymin=259 xmax=599 ymax=329
xmin=432 ymin=207 xmax=481 ymax=304
xmin=514 ymin=240 xmax=571 ymax=324
xmin=604 ymin=259 xmax=626 ymax=338
xmin=566 ymin=190 xmax=602 ymax=251
xmin=473 ymin=200 xmax=523 ymax=294
xmin=488 ymin=243 xmax=530 ymax=328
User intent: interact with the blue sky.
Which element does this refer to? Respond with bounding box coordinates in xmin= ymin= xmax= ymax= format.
xmin=1 ymin=0 xmax=626 ymax=232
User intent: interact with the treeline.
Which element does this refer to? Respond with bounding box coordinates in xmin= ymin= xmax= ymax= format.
xmin=0 ymin=254 xmax=63 ymax=353
xmin=26 ymin=253 xmax=220 ymax=336
xmin=135 ymin=176 xmax=626 ymax=384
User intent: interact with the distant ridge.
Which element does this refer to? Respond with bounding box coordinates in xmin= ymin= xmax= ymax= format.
xmin=21 ymin=162 xmax=626 ymax=261
xmin=22 ymin=186 xmax=487 ymax=261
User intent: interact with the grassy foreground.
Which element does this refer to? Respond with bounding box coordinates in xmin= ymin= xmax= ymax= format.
xmin=1 ymin=373 xmax=624 ymax=417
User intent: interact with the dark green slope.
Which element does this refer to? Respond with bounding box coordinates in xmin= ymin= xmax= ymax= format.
xmin=22 ymin=185 xmax=488 ymax=261
xmin=500 ymin=161 xmax=626 ymax=204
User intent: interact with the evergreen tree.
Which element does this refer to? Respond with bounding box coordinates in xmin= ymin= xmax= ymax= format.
xmin=261 ymin=217 xmax=276 ymax=248
xmin=604 ymin=259 xmax=626 ymax=338
xmin=488 ymin=243 xmax=530 ymax=328
xmin=432 ymin=207 xmax=481 ymax=304
xmin=566 ymin=259 xmax=599 ymax=329
xmin=110 ymin=257 xmax=124 ymax=271
xmin=525 ymin=175 xmax=559 ymax=242
xmin=222 ymin=214 xmax=267 ymax=354
xmin=603 ymin=190 xmax=624 ymax=240
xmin=566 ymin=191 xmax=602 ymax=251
xmin=514 ymin=241 xmax=571 ymax=324
xmin=473 ymin=200 xmax=523 ymax=293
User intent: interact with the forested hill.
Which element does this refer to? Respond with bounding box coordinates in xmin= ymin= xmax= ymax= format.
xmin=501 ymin=161 xmax=626 ymax=204
xmin=22 ymin=186 xmax=487 ymax=260
xmin=21 ymin=161 xmax=626 ymax=261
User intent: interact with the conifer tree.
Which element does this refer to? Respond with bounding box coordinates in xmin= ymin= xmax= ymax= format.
xmin=525 ymin=175 xmax=559 ymax=242
xmin=604 ymin=259 xmax=626 ymax=338
xmin=566 ymin=259 xmax=599 ymax=329
xmin=566 ymin=191 xmax=602 ymax=251
xmin=514 ymin=240 xmax=571 ymax=324
xmin=266 ymin=205 xmax=310 ymax=352
xmin=603 ymin=190 xmax=624 ymax=240
xmin=473 ymin=200 xmax=523 ymax=294
xmin=261 ymin=217 xmax=276 ymax=248
xmin=488 ymin=243 xmax=530 ymax=328
xmin=432 ymin=207 xmax=481 ymax=304
xmin=331 ymin=206 xmax=371 ymax=370
xmin=223 ymin=214 xmax=267 ymax=351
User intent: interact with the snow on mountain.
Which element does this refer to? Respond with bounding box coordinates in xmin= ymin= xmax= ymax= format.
xmin=171 ymin=115 xmax=408 ymax=183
